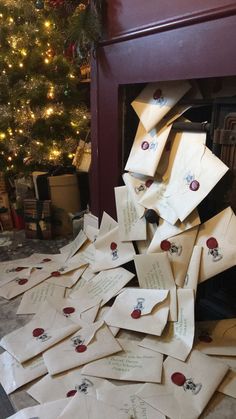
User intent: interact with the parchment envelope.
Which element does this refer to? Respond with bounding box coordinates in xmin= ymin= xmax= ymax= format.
xmin=58 ymin=393 xmax=124 ymax=419
xmin=26 ymin=252 xmax=66 ymax=267
xmin=139 ymin=132 xmax=206 ymax=225
xmin=68 ymin=242 xmax=96 ymax=267
xmin=16 ymin=282 xmax=65 ymax=315
xmin=98 ymin=211 xmax=118 ymax=237
xmin=115 ymin=186 xmax=147 ymax=241
xmin=136 ymin=223 xmax=157 ymax=255
xmin=0 ymin=300 xmax=79 ymax=363
xmin=122 ymin=172 xmax=153 ymax=217
xmin=84 ymin=224 xmax=99 ymax=242
xmin=6 ymin=398 xmax=70 ymax=419
xmin=148 ymin=209 xmax=200 ymax=253
xmin=45 ymin=266 xmax=86 ymax=288
xmin=95 ymin=306 xmax=120 ymax=336
xmin=0 ymin=263 xmax=32 ymax=288
xmin=124 ymin=122 xmax=172 ymax=177
xmin=97 ymin=384 xmax=166 ymax=419
xmin=213 ymin=356 xmax=236 ymax=399
xmin=70 ymin=267 xmax=134 ymax=307
xmin=194 ymin=318 xmax=236 ymax=356
xmin=43 ymin=321 xmax=122 ymax=375
xmin=0 ymin=268 xmax=51 ymax=300
xmin=81 ymin=338 xmax=163 ymax=383
xmin=0 ymin=351 xmax=47 ymax=395
xmin=136 ymin=350 xmax=228 ymax=419
xmin=183 ymin=246 xmax=202 ymax=295
xmin=139 ymin=289 xmax=195 ymax=361
xmin=195 ymin=206 xmax=236 ymax=282
xmin=59 ymin=229 xmax=88 ymax=261
xmin=134 ymin=252 xmax=177 ymax=321
xmin=92 ymin=226 xmax=136 ymax=272
xmin=131 ymin=80 xmax=190 ymax=132
xmin=27 ymin=368 xmax=114 ymax=403
xmin=47 ymin=295 xmax=100 ymax=325
xmin=166 ymin=143 xmax=229 ymax=222
xmin=148 ymin=227 xmax=199 ymax=288
xmin=104 ymin=288 xmax=169 ymax=336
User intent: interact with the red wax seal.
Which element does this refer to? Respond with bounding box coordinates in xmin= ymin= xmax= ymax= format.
xmin=110 ymin=242 xmax=117 ymax=251
xmin=160 ymin=240 xmax=171 ymax=251
xmin=66 ymin=389 xmax=77 ymax=397
xmin=18 ymin=278 xmax=28 ymax=286
xmin=15 ymin=267 xmax=26 ymax=272
xmin=206 ymin=237 xmax=218 ymax=249
xmin=198 ymin=334 xmax=213 ymax=343
xmin=153 ymin=88 xmax=162 ymax=100
xmin=63 ymin=307 xmax=75 ymax=315
xmin=141 ymin=141 xmax=149 ymax=150
xmin=51 ymin=271 xmax=61 ymax=277
xmin=171 ymin=372 xmax=186 ymax=386
xmin=131 ymin=309 xmax=141 ymax=319
xmin=145 ymin=179 xmax=153 ymax=188
xmin=75 ymin=344 xmax=87 ymax=353
xmin=189 ymin=180 xmax=200 ymax=191
xmin=32 ymin=328 xmax=44 ymax=338
xmin=42 ymin=258 xmax=52 ymax=263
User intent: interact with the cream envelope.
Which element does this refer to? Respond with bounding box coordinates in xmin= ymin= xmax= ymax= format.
xmin=104 ymin=288 xmax=169 ymax=336
xmin=95 ymin=306 xmax=120 ymax=336
xmin=45 ymin=266 xmax=86 ymax=288
xmin=139 ymin=132 xmax=207 ymax=225
xmin=124 ymin=122 xmax=172 ymax=177
xmin=91 ymin=227 xmax=136 ymax=272
xmin=115 ymin=185 xmax=146 ymax=241
xmin=122 ymin=172 xmax=154 ymax=217
xmin=148 ymin=209 xmax=200 ymax=253
xmin=0 ymin=300 xmax=79 ymax=363
xmin=97 ymin=211 xmax=118 ymax=237
xmin=47 ymin=295 xmax=100 ymax=325
xmin=58 ymin=393 xmax=124 ymax=419
xmin=82 ymin=338 xmax=163 ymax=383
xmin=183 ymin=246 xmax=202 ymax=295
xmin=139 ymin=289 xmax=195 ymax=361
xmin=16 ymin=282 xmax=65 ymax=315
xmin=97 ymin=384 xmax=166 ymax=419
xmin=148 ymin=226 xmax=199 ymax=288
xmin=166 ymin=143 xmax=229 ymax=222
xmin=27 ymin=368 xmax=114 ymax=403
xmin=83 ymin=212 xmax=99 ymax=230
xmin=26 ymin=252 xmax=66 ymax=267
xmin=0 ymin=263 xmax=32 ymax=288
xmin=134 ymin=253 xmax=177 ymax=321
xmin=131 ymin=80 xmax=190 ymax=132
xmin=0 ymin=351 xmax=47 ymax=395
xmin=194 ymin=318 xmax=236 ymax=356
xmin=136 ymin=223 xmax=157 ymax=255
xmin=84 ymin=224 xmax=99 ymax=242
xmin=195 ymin=206 xmax=236 ymax=282
xmin=0 ymin=268 xmax=51 ymax=300
xmin=43 ymin=321 xmax=122 ymax=375
xmin=70 ymin=267 xmax=134 ymax=307
xmin=6 ymin=398 xmax=70 ymax=419
xmin=136 ymin=350 xmax=228 ymax=419
xmin=59 ymin=229 xmax=88 ymax=261
xmin=213 ymin=356 xmax=236 ymax=399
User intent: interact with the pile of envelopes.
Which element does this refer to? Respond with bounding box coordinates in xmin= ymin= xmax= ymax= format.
xmin=1 ymin=81 xmax=236 ymax=419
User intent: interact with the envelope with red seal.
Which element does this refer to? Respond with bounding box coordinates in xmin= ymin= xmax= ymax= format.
xmin=195 ymin=206 xmax=236 ymax=282
xmin=104 ymin=288 xmax=169 ymax=336
xmin=0 ymin=300 xmax=79 ymax=363
xmin=122 ymin=172 xmax=154 ymax=218
xmin=194 ymin=318 xmax=236 ymax=356
xmin=136 ymin=350 xmax=228 ymax=419
xmin=131 ymin=80 xmax=190 ymax=133
xmin=43 ymin=321 xmax=122 ymax=375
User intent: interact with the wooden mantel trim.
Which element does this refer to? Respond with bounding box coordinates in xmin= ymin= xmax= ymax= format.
xmin=100 ymin=3 xmax=236 ymax=46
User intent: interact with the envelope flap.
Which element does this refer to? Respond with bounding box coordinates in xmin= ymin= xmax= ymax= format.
xmin=115 ymin=288 xmax=169 ymax=316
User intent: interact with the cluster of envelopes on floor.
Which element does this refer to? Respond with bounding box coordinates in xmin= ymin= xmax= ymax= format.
xmin=0 ymin=80 xmax=236 ymax=418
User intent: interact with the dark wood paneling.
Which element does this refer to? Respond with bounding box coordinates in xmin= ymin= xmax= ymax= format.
xmin=104 ymin=0 xmax=236 ymax=43
xmin=91 ymin=13 xmax=236 ymax=218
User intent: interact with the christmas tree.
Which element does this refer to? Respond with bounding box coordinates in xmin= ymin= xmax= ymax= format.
xmin=0 ymin=0 xmax=95 ymax=175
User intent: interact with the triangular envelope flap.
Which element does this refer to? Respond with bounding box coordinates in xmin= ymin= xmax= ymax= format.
xmin=131 ymin=80 xmax=191 ymax=132
xmin=109 ymin=288 xmax=169 ymax=316
xmin=194 ymin=318 xmax=236 ymax=355
xmin=47 ymin=295 xmax=100 ymax=321
xmin=98 ymin=211 xmax=118 ymax=238
xmin=197 ymin=206 xmax=235 ymax=245
xmin=122 ymin=172 xmax=153 ymax=217
xmin=76 ymin=320 xmax=104 ymax=346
